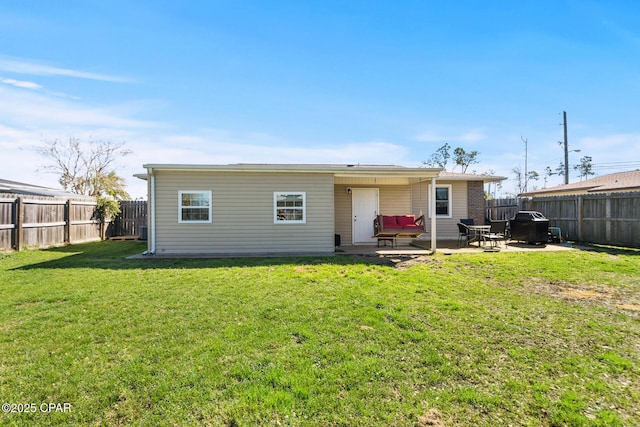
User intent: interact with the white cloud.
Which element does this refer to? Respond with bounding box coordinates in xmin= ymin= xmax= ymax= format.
xmin=1 ymin=77 xmax=41 ymax=89
xmin=458 ymin=131 xmax=487 ymax=143
xmin=134 ymin=133 xmax=408 ymax=167
xmin=579 ymin=133 xmax=640 ymax=149
xmin=0 ymin=56 xmax=131 ymax=83
xmin=0 ymin=86 xmax=156 ymax=128
xmin=0 ymin=125 xmax=60 ymax=189
xmin=414 ymin=129 xmax=486 ymax=144
xmin=2 ymin=110 xmax=415 ymax=200
xmin=575 ymin=133 xmax=640 ymax=173
xmin=414 ymin=132 xmax=447 ymax=143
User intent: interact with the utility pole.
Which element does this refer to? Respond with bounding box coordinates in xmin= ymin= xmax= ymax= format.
xmin=563 ymin=111 xmax=569 ymax=184
xmin=521 ymin=136 xmax=528 ymax=192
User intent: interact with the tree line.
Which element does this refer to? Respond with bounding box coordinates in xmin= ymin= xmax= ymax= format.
xmin=423 ymin=142 xmax=594 ymax=196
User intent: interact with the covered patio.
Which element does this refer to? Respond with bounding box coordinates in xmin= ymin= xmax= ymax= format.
xmin=336 ymin=239 xmax=576 ymax=256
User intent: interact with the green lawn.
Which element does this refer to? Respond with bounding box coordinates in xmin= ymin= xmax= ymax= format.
xmin=1 ymin=242 xmax=638 ymax=426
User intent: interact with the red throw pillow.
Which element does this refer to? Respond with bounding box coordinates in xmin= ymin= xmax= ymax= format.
xmin=382 ymin=215 xmax=398 ymax=228
xmin=402 ymin=224 xmax=422 ymax=230
xmin=396 ymin=215 xmax=416 ymax=227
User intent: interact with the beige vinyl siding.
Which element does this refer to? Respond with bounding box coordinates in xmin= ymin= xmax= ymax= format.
xmin=379 ymin=186 xmax=411 ymax=215
xmin=334 ymin=184 xmax=417 ymax=246
xmin=334 ymin=177 xmax=410 ymax=186
xmin=411 ymin=180 xmax=469 ymax=239
xmin=448 ymin=181 xmax=469 ymax=238
xmin=334 ymin=185 xmax=352 ymax=245
xmin=154 ymin=171 xmax=334 ymax=254
xmin=411 ymin=181 xmax=428 ymax=218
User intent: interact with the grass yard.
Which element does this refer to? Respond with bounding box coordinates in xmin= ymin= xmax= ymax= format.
xmin=1 ymin=242 xmax=639 ymax=426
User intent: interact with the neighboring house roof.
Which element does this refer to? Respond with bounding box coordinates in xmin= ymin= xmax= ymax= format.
xmin=0 ymin=178 xmax=93 ymax=200
xmin=520 ymin=170 xmax=640 ymax=197
xmin=137 ymin=163 xmax=506 ymax=183
xmin=438 ymin=171 xmax=506 ymax=183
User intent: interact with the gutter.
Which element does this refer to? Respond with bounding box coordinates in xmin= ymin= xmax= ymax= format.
xmin=148 ymin=167 xmax=156 ymax=255
xmin=141 ymin=163 xmax=442 ymax=178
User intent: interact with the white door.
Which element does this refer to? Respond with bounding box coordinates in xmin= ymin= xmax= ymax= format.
xmin=352 ymin=188 xmax=379 ymax=244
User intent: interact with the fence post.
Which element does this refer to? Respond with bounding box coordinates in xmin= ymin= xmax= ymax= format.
xmin=15 ymin=197 xmax=24 ymax=251
xmin=65 ymin=200 xmax=71 ymax=244
xmin=577 ymin=195 xmax=583 ymax=241
xmin=605 ymin=196 xmax=611 ymax=242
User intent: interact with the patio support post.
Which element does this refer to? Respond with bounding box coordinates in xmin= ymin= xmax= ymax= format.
xmin=431 ymin=177 xmax=437 ymax=253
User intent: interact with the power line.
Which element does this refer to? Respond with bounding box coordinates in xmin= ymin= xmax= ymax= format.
xmin=592 ymin=161 xmax=640 ymax=170
xmin=592 ymin=161 xmax=640 ymax=166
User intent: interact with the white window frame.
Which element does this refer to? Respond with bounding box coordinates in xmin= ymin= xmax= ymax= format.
xmin=428 ymin=184 xmax=452 ymax=218
xmin=274 ymin=192 xmax=306 ymax=224
xmin=178 ymin=190 xmax=212 ymax=223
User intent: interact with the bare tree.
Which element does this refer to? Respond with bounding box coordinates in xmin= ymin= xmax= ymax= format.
xmin=453 ymin=147 xmax=480 ymax=173
xmin=554 ymin=162 xmax=566 ymax=179
xmin=543 ymin=166 xmax=555 ymax=187
xmin=423 ymin=143 xmax=451 ymax=169
xmin=512 ymin=166 xmax=539 ymax=194
xmin=35 ymin=137 xmax=132 ymax=199
xmin=574 ymin=155 xmax=595 ymax=181
xmin=35 ymin=137 xmax=133 ymax=223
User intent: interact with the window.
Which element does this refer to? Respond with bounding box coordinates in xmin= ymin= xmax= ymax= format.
xmin=429 ymin=185 xmax=452 ymax=218
xmin=274 ymin=192 xmax=306 ymax=223
xmin=178 ymin=191 xmax=212 ymax=223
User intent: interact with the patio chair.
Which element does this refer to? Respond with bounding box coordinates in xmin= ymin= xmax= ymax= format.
xmin=457 ymin=222 xmax=470 ymax=246
xmin=483 ymin=220 xmax=508 ymax=248
xmin=459 ymin=218 xmax=475 ymax=226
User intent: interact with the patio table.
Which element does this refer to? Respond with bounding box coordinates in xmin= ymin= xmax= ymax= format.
xmin=376 ymin=233 xmax=398 ymax=247
xmin=467 ymin=225 xmax=490 ymax=247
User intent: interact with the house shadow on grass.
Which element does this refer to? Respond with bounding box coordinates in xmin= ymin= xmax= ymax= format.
xmin=573 ymin=242 xmax=640 ymax=257
xmin=11 ymin=241 xmax=382 ymax=271
xmin=13 ymin=240 xmax=638 ymax=272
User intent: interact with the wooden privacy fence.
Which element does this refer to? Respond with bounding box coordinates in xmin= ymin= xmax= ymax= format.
xmin=111 ymin=201 xmax=147 ymax=239
xmin=0 ymin=195 xmax=102 ymax=251
xmin=486 ymin=197 xmax=532 ymax=221
xmin=488 ymin=192 xmax=640 ymax=247
xmin=530 ymin=192 xmax=640 ymax=247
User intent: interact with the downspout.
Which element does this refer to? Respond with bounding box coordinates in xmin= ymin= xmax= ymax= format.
xmin=149 ymin=167 xmax=156 ymax=255
xmin=431 ymin=176 xmax=437 ymax=253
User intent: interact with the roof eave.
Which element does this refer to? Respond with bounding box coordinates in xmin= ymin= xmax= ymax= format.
xmin=142 ymin=164 xmax=443 ymax=178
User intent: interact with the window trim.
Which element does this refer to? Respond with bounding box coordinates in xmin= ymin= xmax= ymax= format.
xmin=428 ymin=184 xmax=452 ymax=218
xmin=178 ymin=190 xmax=212 ymax=223
xmin=273 ymin=191 xmax=306 ymax=224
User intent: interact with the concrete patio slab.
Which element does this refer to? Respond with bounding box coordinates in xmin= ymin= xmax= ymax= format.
xmin=128 ymin=239 xmax=577 ymax=259
xmin=337 ymin=239 xmax=576 ymax=256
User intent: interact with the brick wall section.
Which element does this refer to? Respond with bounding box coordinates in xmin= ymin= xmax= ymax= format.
xmin=467 ymin=181 xmax=486 ymax=225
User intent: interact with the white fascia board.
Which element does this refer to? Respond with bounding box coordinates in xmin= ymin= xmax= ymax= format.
xmin=141 ymin=163 xmax=442 ymax=178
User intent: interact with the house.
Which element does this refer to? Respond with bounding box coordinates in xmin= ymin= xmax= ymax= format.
xmin=137 ymin=164 xmax=505 ymax=255
xmin=0 ymin=178 xmax=94 ymax=200
xmin=520 ymin=170 xmax=640 ymax=197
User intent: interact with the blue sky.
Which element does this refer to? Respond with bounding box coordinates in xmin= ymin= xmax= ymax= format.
xmin=2 ymin=0 xmax=640 ymax=199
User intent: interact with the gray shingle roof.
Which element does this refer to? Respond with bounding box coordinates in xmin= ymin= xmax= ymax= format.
xmin=520 ymin=170 xmax=640 ymax=196
xmin=0 ymin=178 xmax=94 ymax=199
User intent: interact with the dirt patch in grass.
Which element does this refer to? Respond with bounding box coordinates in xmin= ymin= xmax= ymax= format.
xmin=562 ymin=288 xmax=609 ymax=300
xmin=615 ymin=303 xmax=640 ymax=311
xmin=352 ymin=254 xmax=435 ymax=269
xmin=417 ymin=409 xmax=445 ymax=427
xmin=530 ymin=279 xmax=640 ymax=314
xmin=14 ymin=300 xmax=43 ymax=309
